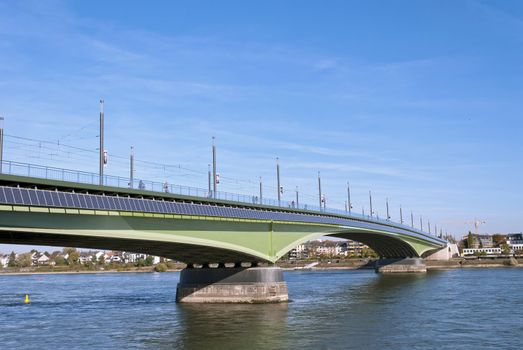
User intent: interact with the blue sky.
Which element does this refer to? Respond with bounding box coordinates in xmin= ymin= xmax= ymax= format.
xmin=1 ymin=0 xmax=522 ymax=252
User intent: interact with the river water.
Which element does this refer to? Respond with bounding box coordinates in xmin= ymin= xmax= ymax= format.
xmin=0 ymin=268 xmax=522 ymax=349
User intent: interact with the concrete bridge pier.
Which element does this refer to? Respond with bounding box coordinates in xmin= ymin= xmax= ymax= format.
xmin=375 ymin=258 xmax=427 ymax=273
xmin=176 ymin=265 xmax=289 ymax=303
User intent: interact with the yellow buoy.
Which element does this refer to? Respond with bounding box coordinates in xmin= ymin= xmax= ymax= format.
xmin=24 ymin=294 xmax=30 ymax=304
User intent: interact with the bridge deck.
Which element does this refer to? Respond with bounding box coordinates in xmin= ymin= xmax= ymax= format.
xmin=0 ymin=173 xmax=445 ymax=247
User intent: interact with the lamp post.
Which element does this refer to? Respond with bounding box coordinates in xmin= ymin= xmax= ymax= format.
xmin=386 ymin=198 xmax=390 ymax=220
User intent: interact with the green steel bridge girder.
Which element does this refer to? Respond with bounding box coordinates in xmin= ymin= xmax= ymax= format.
xmin=0 ymin=206 xmax=444 ymax=264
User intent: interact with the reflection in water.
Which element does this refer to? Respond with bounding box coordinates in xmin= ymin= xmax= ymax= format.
xmin=172 ymin=303 xmax=288 ymax=349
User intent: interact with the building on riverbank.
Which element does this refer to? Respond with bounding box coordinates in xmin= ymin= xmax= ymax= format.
xmin=0 ymin=248 xmax=165 ymax=269
xmin=462 ymin=247 xmax=502 ymax=256
xmin=461 ymin=234 xmax=494 ymax=249
xmin=507 ymin=233 xmax=523 ymax=252
xmin=0 ymin=254 xmax=9 ymax=268
xmin=459 ymin=232 xmax=523 ymax=256
xmin=287 ymin=239 xmax=372 ymax=259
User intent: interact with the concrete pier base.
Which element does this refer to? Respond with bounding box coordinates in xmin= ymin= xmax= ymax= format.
xmin=375 ymin=258 xmax=427 ymax=273
xmin=176 ymin=266 xmax=288 ymax=303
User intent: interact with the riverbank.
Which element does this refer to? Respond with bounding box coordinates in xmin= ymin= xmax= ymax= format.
xmin=426 ymin=257 xmax=521 ymax=269
xmin=0 ymin=263 xmax=186 ymax=276
xmin=281 ymin=257 xmax=523 ymax=270
xmin=1 ymin=258 xmax=521 ymax=276
xmin=0 ymin=268 xmax=184 ymax=276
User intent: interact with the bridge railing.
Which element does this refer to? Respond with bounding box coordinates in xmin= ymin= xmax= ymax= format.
xmin=0 ymin=160 xmax=442 ymax=241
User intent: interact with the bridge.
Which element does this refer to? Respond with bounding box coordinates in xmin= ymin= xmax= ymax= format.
xmin=0 ymin=160 xmax=447 ymax=303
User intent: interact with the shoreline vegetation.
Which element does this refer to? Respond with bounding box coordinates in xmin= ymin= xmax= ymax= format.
xmin=1 ymin=257 xmax=521 ymax=276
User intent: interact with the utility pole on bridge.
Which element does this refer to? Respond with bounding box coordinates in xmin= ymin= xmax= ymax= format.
xmin=276 ymin=157 xmax=281 ymax=206
xmin=386 ymin=198 xmax=390 ymax=220
xmin=318 ymin=171 xmax=322 ymax=211
xmin=369 ymin=190 xmax=373 ymax=218
xmin=347 ymin=181 xmax=351 ymax=214
xmin=212 ymin=137 xmax=217 ymax=198
xmin=208 ymin=164 xmax=211 ymax=196
xmin=99 ymin=99 xmax=104 ymax=186
xmin=129 ymin=146 xmax=134 ymax=188
xmin=0 ymin=116 xmax=4 ymax=173
xmin=259 ymin=176 xmax=263 ymax=204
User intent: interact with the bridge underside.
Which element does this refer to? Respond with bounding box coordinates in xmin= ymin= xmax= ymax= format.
xmin=0 ymin=229 xmax=426 ymax=263
xmin=0 ymin=230 xmax=260 ymax=264
xmin=330 ymin=232 xmax=419 ymax=258
xmin=0 ymin=209 xmax=443 ymax=263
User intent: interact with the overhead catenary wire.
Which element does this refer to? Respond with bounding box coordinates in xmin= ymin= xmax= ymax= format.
xmin=3 ymin=133 xmax=362 ymax=210
xmin=4 ymin=134 xmax=275 ymax=186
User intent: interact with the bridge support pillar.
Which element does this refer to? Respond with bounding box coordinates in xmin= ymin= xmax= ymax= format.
xmin=176 ymin=266 xmax=288 ymax=303
xmin=375 ymin=258 xmax=426 ymax=273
